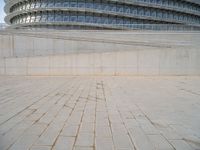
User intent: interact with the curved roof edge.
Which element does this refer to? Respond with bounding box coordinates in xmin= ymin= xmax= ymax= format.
xmin=184 ymin=0 xmax=200 ymax=5
xmin=4 ymin=0 xmax=200 ymax=14
xmin=7 ymin=22 xmax=126 ymax=30
xmin=4 ymin=8 xmax=188 ymax=25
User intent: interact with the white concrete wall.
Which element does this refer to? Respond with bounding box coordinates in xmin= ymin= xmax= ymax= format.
xmin=0 ymin=48 xmax=199 ymax=76
xmin=0 ymin=34 xmax=13 ymax=57
xmin=0 ymin=31 xmax=199 ymax=75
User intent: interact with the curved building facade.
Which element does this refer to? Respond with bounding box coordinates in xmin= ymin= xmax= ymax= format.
xmin=4 ymin=0 xmax=200 ymax=30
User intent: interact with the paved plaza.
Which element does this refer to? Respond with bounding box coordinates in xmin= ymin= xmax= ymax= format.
xmin=0 ymin=76 xmax=200 ymax=150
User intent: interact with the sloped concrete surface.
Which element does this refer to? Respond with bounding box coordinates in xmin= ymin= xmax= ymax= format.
xmin=0 ymin=76 xmax=199 ymax=150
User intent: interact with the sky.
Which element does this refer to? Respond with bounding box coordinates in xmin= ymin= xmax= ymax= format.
xmin=0 ymin=0 xmax=5 ymax=23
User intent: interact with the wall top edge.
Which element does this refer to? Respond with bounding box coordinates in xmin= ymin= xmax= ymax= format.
xmin=4 ymin=0 xmax=200 ymax=5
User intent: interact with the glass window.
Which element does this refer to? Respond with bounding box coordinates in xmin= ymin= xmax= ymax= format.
xmin=30 ymin=15 xmax=36 ymax=22
xmin=179 ymin=2 xmax=183 ymax=8
xmin=21 ymin=16 xmax=26 ymax=23
xmin=94 ymin=1 xmax=101 ymax=10
xmin=93 ymin=16 xmax=99 ymax=23
xmin=22 ymin=3 xmax=25 ymax=10
xmin=85 ymin=0 xmax=93 ymax=9
xmin=63 ymin=1 xmax=69 ymax=7
xmin=85 ymin=14 xmax=93 ymax=23
xmin=162 ymin=10 xmax=168 ymax=18
xmin=102 ymin=15 xmax=108 ymax=24
xmin=110 ymin=3 xmax=116 ymax=12
xmin=163 ymin=0 xmax=168 ymax=5
xmin=193 ymin=5 xmax=197 ymax=11
xmin=131 ymin=6 xmax=137 ymax=15
xmin=108 ymin=17 xmax=113 ymax=24
xmin=19 ymin=17 xmax=23 ymax=23
xmin=78 ymin=0 xmax=85 ymax=8
xmin=55 ymin=12 xmax=63 ymax=21
xmin=11 ymin=18 xmax=14 ymax=24
xmin=174 ymin=1 xmax=178 ymax=8
xmin=41 ymin=0 xmax=48 ymax=7
xmin=145 ymin=8 xmax=150 ymax=16
xmin=124 ymin=6 xmax=130 ymax=14
xmin=12 ymin=5 xmax=15 ymax=11
xmin=11 ymin=7 xmax=14 ymax=12
xmin=10 ymin=7 xmax=13 ymax=12
xmin=35 ymin=0 xmax=41 ymax=8
xmin=48 ymin=13 xmax=54 ymax=21
xmin=41 ymin=13 xmax=47 ymax=22
xmin=102 ymin=1 xmax=109 ymax=11
xmin=35 ymin=14 xmax=41 ymax=22
xmin=93 ymin=16 xmax=96 ymax=23
xmin=70 ymin=1 xmax=77 ymax=8
xmin=19 ymin=4 xmax=23 ymax=10
xmin=169 ymin=0 xmax=174 ymax=7
xmin=26 ymin=2 xmax=30 ymax=9
xmin=151 ymin=10 xmax=156 ymax=17
xmin=131 ymin=19 xmax=137 ymax=25
xmin=96 ymin=15 xmax=101 ymax=24
xmin=48 ymin=0 xmax=54 ymax=7
xmin=157 ymin=10 xmax=162 ymax=18
xmin=15 ymin=18 xmax=19 ymax=24
xmin=178 ymin=14 xmax=183 ymax=21
xmin=111 ymin=17 xmax=116 ymax=24
xmin=78 ymin=13 xmax=85 ymax=22
xmin=26 ymin=15 xmax=31 ymax=23
xmin=10 ymin=5 xmax=14 ymax=11
xmin=169 ymin=12 xmax=173 ymax=19
xmin=30 ymin=1 xmax=36 ymax=8
xmin=116 ymin=18 xmax=123 ymax=25
xmin=55 ymin=0 xmax=63 ymax=7
xmin=20 ymin=17 xmax=23 ymax=23
xmin=138 ymin=8 xmax=144 ymax=15
xmin=124 ymin=19 xmax=130 ymax=24
xmin=17 ymin=5 xmax=20 ymax=11
xmin=116 ymin=4 xmax=123 ymax=13
xmin=182 ymin=2 xmax=186 ymax=9
xmin=70 ymin=13 xmax=77 ymax=21
xmin=63 ymin=13 xmax=69 ymax=21
xmin=12 ymin=6 xmax=16 ymax=12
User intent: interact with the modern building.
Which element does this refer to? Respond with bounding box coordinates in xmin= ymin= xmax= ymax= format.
xmin=4 ymin=0 xmax=200 ymax=30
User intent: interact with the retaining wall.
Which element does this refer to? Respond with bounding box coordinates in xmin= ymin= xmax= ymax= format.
xmin=0 ymin=30 xmax=199 ymax=75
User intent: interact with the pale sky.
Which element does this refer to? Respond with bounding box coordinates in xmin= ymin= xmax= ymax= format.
xmin=0 ymin=0 xmax=5 ymax=23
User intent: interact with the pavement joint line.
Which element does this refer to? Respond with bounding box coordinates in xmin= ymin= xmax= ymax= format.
xmin=51 ymin=79 xmax=88 ymax=150
xmin=5 ymin=80 xmax=72 ymax=150
xmin=0 ymin=76 xmax=199 ymax=150
xmin=0 ymin=80 xmax=68 ymax=126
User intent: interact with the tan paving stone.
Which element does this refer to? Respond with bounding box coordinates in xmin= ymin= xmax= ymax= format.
xmin=148 ymin=134 xmax=174 ymax=150
xmin=169 ymin=139 xmax=194 ymax=150
xmin=30 ymin=146 xmax=51 ymax=150
xmin=129 ymin=126 xmax=155 ymax=150
xmin=75 ymin=133 xmax=94 ymax=147
xmin=0 ymin=76 xmax=199 ymax=150
xmin=53 ymin=136 xmax=75 ymax=150
xmin=95 ymin=137 xmax=114 ymax=150
xmin=9 ymin=134 xmax=39 ymax=150
xmin=60 ymin=124 xmax=79 ymax=137
xmin=73 ymin=146 xmax=94 ymax=150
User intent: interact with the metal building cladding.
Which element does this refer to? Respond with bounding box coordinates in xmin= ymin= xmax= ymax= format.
xmin=4 ymin=0 xmax=200 ymax=29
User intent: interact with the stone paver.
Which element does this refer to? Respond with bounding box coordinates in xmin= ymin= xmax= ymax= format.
xmin=0 ymin=76 xmax=200 ymax=150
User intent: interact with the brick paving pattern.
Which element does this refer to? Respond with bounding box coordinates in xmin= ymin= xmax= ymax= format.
xmin=0 ymin=76 xmax=199 ymax=150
